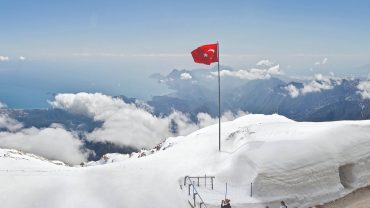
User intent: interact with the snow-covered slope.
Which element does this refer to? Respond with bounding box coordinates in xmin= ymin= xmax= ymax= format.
xmin=1 ymin=114 xmax=370 ymax=208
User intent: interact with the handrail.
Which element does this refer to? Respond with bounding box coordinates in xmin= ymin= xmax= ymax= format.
xmin=183 ymin=175 xmax=215 ymax=208
xmin=184 ymin=175 xmax=215 ymax=189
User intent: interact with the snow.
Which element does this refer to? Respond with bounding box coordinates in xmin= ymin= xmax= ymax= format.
xmin=1 ymin=114 xmax=370 ymax=208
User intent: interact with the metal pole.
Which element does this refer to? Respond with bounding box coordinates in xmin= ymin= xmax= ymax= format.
xmin=217 ymin=41 xmax=221 ymax=152
xmin=211 ymin=177 xmax=214 ymax=190
xmin=193 ymin=193 xmax=196 ymax=207
xmin=205 ymin=174 xmax=207 ymax=187
xmin=225 ymin=182 xmax=228 ymax=199
xmin=250 ymin=183 xmax=253 ymax=197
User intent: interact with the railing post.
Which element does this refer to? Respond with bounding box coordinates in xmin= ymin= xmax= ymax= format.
xmin=184 ymin=176 xmax=188 ymax=186
xmin=193 ymin=192 xmax=198 ymax=207
xmin=211 ymin=177 xmax=214 ymax=190
xmin=183 ymin=176 xmax=215 ymax=208
xmin=204 ymin=174 xmax=206 ymax=188
xmin=250 ymin=182 xmax=253 ymax=197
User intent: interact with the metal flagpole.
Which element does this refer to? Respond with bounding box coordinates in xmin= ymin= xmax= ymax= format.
xmin=217 ymin=41 xmax=221 ymax=152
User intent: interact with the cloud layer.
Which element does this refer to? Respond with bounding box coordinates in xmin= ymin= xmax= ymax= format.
xmin=0 ymin=115 xmax=87 ymax=164
xmin=50 ymin=93 xmax=245 ymax=149
xmin=212 ymin=63 xmax=282 ymax=80
xmin=0 ymin=93 xmax=245 ymax=164
xmin=0 ymin=126 xmax=88 ymax=164
xmin=0 ymin=115 xmax=23 ymax=132
xmin=285 ymin=74 xmax=341 ymax=98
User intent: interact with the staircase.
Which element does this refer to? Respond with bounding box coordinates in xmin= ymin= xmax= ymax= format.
xmin=181 ymin=175 xmax=216 ymax=208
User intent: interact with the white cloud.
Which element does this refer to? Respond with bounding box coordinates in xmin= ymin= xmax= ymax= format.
xmin=314 ymin=58 xmax=328 ymax=66
xmin=212 ymin=64 xmax=282 ymax=80
xmin=0 ymin=126 xmax=88 ymax=164
xmin=285 ymin=73 xmax=341 ymax=98
xmin=322 ymin=58 xmax=328 ymax=64
xmin=49 ymin=92 xmax=178 ymax=148
xmin=50 ymin=93 xmax=245 ymax=149
xmin=267 ymin=64 xmax=281 ymax=74
xmin=256 ymin=59 xmax=274 ymax=67
xmin=0 ymin=113 xmax=87 ymax=164
xmin=301 ymin=73 xmax=338 ymax=94
xmin=0 ymin=101 xmax=7 ymax=109
xmin=357 ymin=76 xmax=370 ymax=100
xmin=180 ymin=72 xmax=192 ymax=80
xmin=19 ymin=56 xmax=26 ymax=60
xmin=0 ymin=115 xmax=23 ymax=132
xmin=0 ymin=56 xmax=9 ymax=61
xmin=284 ymin=84 xmax=300 ymax=98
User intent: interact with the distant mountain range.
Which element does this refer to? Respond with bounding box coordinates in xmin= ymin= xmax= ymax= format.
xmin=1 ymin=68 xmax=369 ymax=159
xmin=148 ymin=68 xmax=370 ymax=122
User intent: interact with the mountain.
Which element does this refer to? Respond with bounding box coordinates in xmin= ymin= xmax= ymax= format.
xmin=150 ymin=69 xmax=370 ymax=121
xmin=1 ymin=70 xmax=369 ymax=161
xmin=1 ymin=114 xmax=370 ymax=208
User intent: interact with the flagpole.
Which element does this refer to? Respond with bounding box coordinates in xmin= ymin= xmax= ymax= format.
xmin=217 ymin=41 xmax=221 ymax=152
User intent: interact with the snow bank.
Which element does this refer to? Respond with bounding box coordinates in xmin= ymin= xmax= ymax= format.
xmin=1 ymin=114 xmax=370 ymax=208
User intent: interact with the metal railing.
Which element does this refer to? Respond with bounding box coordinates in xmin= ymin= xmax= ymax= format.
xmin=184 ymin=175 xmax=215 ymax=190
xmin=183 ymin=175 xmax=215 ymax=208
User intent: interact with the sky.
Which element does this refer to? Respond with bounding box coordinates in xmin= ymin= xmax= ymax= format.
xmin=0 ymin=0 xmax=370 ymax=108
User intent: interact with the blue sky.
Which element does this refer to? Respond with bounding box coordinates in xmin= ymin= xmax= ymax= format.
xmin=0 ymin=0 xmax=370 ymax=108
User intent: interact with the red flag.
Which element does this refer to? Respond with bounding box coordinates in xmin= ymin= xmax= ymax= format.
xmin=191 ymin=43 xmax=218 ymax=65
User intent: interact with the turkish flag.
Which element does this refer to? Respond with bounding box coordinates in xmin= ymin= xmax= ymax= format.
xmin=191 ymin=43 xmax=218 ymax=65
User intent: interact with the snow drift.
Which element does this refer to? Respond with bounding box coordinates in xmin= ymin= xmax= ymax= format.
xmin=1 ymin=114 xmax=370 ymax=208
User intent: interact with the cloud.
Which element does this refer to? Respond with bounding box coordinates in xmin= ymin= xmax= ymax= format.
xmin=0 ymin=112 xmax=87 ymax=164
xmin=314 ymin=58 xmax=328 ymax=66
xmin=180 ymin=72 xmax=192 ymax=80
xmin=165 ymin=111 xmax=247 ymax=137
xmin=0 ymin=126 xmax=88 ymax=164
xmin=212 ymin=64 xmax=282 ymax=80
xmin=0 ymin=115 xmax=23 ymax=132
xmin=0 ymin=56 xmax=9 ymax=61
xmin=301 ymin=73 xmax=339 ymax=94
xmin=256 ymin=59 xmax=274 ymax=67
xmin=284 ymin=85 xmax=300 ymax=98
xmin=19 ymin=56 xmax=26 ymax=60
xmin=357 ymin=75 xmax=370 ymax=100
xmin=50 ymin=93 xmax=245 ymax=149
xmin=49 ymin=92 xmax=179 ymax=148
xmin=285 ymin=73 xmax=341 ymax=98
xmin=0 ymin=101 xmax=7 ymax=109
xmin=196 ymin=111 xmax=247 ymax=129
